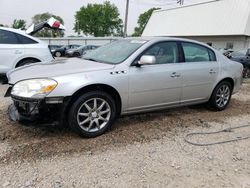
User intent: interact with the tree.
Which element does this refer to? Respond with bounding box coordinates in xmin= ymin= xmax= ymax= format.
xmin=12 ymin=19 xmax=26 ymax=30
xmin=132 ymin=8 xmax=160 ymax=37
xmin=32 ymin=12 xmax=64 ymax=37
xmin=74 ymin=1 xmax=123 ymax=37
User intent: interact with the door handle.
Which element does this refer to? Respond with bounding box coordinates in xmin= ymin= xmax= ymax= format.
xmin=14 ymin=50 xmax=22 ymax=54
xmin=171 ymin=72 xmax=181 ymax=78
xmin=209 ymin=69 xmax=217 ymax=74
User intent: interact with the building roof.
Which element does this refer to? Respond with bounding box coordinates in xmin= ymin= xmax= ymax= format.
xmin=142 ymin=0 xmax=250 ymax=37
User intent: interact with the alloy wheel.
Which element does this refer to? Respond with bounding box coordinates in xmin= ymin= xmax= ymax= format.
xmin=77 ymin=98 xmax=111 ymax=133
xmin=216 ymin=85 xmax=230 ymax=108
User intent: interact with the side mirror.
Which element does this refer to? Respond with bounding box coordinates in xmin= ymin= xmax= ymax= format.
xmin=138 ymin=55 xmax=156 ymax=66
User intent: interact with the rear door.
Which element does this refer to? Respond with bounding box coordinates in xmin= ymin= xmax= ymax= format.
xmin=180 ymin=42 xmax=219 ymax=104
xmin=0 ymin=29 xmax=24 ymax=73
xmin=15 ymin=33 xmax=40 ymax=59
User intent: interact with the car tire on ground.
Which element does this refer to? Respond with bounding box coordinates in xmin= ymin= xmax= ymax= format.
xmin=68 ymin=91 xmax=117 ymax=138
xmin=73 ymin=52 xmax=81 ymax=57
xmin=55 ymin=51 xmax=62 ymax=57
xmin=208 ymin=81 xmax=232 ymax=111
xmin=17 ymin=59 xmax=40 ymax=67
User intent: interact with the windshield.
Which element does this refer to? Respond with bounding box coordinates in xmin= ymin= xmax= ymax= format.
xmin=77 ymin=45 xmax=86 ymax=50
xmin=82 ymin=39 xmax=147 ymax=64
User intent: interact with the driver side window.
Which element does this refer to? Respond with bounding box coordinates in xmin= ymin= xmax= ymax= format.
xmin=143 ymin=42 xmax=179 ymax=64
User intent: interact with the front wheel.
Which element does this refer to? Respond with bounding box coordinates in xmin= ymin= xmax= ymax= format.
xmin=208 ymin=81 xmax=232 ymax=111
xmin=68 ymin=91 xmax=117 ymax=138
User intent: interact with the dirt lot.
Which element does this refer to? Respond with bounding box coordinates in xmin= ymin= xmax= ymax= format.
xmin=1 ymin=80 xmax=250 ymax=188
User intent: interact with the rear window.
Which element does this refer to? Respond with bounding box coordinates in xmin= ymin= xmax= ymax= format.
xmin=0 ymin=29 xmax=19 ymax=44
xmin=16 ymin=34 xmax=38 ymax=44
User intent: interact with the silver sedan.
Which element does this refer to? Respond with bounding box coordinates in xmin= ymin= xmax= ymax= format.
xmin=6 ymin=37 xmax=243 ymax=137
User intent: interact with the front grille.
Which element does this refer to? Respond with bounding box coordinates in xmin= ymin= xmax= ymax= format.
xmin=12 ymin=98 xmax=41 ymax=116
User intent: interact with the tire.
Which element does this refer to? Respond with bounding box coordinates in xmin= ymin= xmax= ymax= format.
xmin=55 ymin=51 xmax=62 ymax=57
xmin=17 ymin=59 xmax=40 ymax=67
xmin=68 ymin=91 xmax=117 ymax=138
xmin=208 ymin=81 xmax=232 ymax=111
xmin=73 ymin=52 xmax=80 ymax=57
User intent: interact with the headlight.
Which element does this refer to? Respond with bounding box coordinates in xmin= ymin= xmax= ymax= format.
xmin=11 ymin=79 xmax=57 ymax=99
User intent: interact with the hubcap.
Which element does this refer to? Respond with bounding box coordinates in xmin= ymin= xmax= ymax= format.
xmin=77 ymin=98 xmax=111 ymax=133
xmin=216 ymin=85 xmax=230 ymax=108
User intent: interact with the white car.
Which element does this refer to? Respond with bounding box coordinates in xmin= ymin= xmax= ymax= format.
xmin=0 ymin=27 xmax=53 ymax=75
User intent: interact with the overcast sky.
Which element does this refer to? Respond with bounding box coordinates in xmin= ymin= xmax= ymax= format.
xmin=0 ymin=0 xmax=208 ymax=36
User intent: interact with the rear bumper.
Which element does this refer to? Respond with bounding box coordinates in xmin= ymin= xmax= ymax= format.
xmin=43 ymin=54 xmax=54 ymax=62
xmin=233 ymin=76 xmax=243 ymax=94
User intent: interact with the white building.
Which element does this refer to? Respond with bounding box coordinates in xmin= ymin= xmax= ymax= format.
xmin=142 ymin=0 xmax=250 ymax=50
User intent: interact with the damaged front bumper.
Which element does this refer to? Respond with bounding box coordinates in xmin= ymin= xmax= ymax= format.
xmin=6 ymin=88 xmax=69 ymax=125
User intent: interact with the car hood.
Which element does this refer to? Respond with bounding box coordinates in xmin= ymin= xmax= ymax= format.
xmin=7 ymin=58 xmax=115 ymax=84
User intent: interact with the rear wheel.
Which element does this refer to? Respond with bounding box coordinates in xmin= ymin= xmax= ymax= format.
xmin=68 ymin=91 xmax=116 ymax=138
xmin=73 ymin=52 xmax=81 ymax=57
xmin=17 ymin=59 xmax=40 ymax=67
xmin=55 ymin=51 xmax=62 ymax=57
xmin=208 ymin=81 xmax=232 ymax=111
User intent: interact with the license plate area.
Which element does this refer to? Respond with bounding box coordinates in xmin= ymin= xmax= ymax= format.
xmin=14 ymin=100 xmax=39 ymax=116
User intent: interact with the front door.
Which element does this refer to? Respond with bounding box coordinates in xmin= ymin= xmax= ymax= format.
xmin=128 ymin=41 xmax=182 ymax=112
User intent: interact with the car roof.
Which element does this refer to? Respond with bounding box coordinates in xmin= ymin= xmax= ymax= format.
xmin=124 ymin=36 xmax=215 ymax=51
xmin=126 ymin=36 xmax=193 ymax=42
xmin=0 ymin=26 xmax=27 ymax=35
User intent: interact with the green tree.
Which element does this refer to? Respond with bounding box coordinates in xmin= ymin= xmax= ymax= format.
xmin=32 ymin=12 xmax=64 ymax=37
xmin=74 ymin=1 xmax=123 ymax=37
xmin=132 ymin=8 xmax=160 ymax=37
xmin=12 ymin=19 xmax=26 ymax=30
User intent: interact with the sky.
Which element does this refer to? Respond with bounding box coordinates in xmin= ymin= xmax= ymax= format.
xmin=0 ymin=0 xmax=208 ymax=36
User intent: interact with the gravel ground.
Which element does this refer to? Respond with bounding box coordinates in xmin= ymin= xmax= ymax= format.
xmin=0 ymin=80 xmax=250 ymax=187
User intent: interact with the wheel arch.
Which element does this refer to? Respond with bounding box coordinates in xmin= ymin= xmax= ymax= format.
xmin=209 ymin=77 xmax=235 ymax=100
xmin=216 ymin=77 xmax=234 ymax=90
xmin=15 ymin=57 xmax=41 ymax=68
xmin=65 ymin=84 xmax=122 ymax=117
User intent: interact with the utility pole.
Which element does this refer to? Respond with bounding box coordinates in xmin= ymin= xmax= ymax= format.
xmin=124 ymin=0 xmax=129 ymax=37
